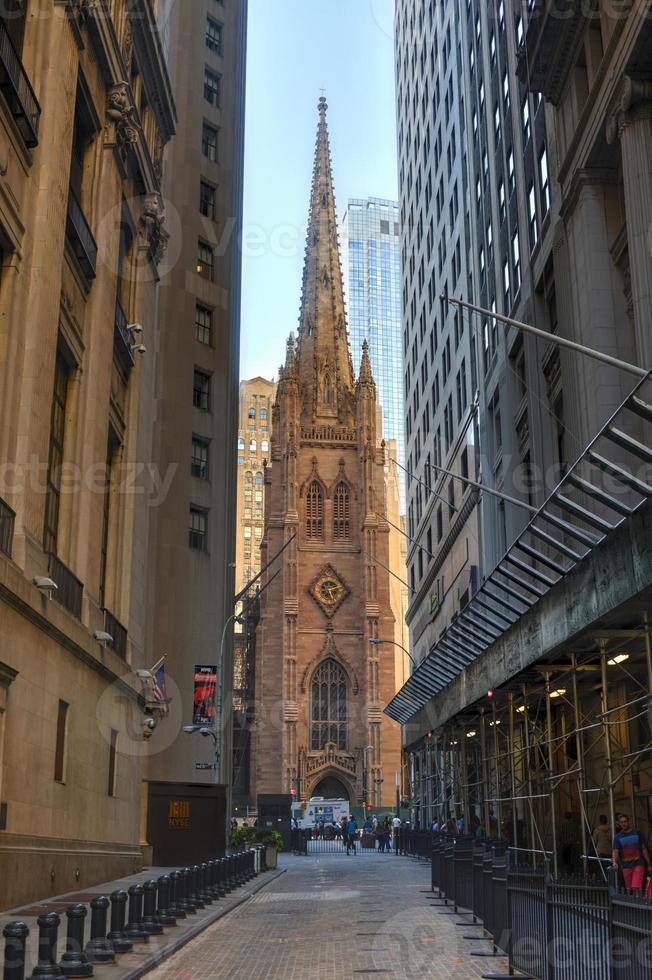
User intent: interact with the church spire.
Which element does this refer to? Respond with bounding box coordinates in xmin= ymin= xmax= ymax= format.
xmin=297 ymin=96 xmax=356 ymax=422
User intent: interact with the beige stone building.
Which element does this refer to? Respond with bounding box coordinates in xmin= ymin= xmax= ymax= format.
xmin=235 ymin=378 xmax=277 ymax=592
xmin=145 ymin=0 xmax=248 ymax=827
xmin=253 ymin=99 xmax=402 ymax=810
xmin=0 ymin=0 xmax=175 ymax=909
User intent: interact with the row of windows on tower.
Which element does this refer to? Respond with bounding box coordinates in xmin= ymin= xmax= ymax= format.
xmin=306 ymin=481 xmax=351 ymax=541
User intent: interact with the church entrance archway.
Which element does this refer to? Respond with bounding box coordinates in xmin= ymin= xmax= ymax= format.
xmin=312 ymin=775 xmax=350 ymax=800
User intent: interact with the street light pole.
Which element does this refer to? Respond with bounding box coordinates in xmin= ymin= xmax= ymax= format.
xmin=369 ymin=636 xmax=416 ymax=669
xmin=395 ymin=771 xmax=401 ymax=818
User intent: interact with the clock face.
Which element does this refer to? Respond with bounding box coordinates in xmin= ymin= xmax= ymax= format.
xmin=319 ymin=578 xmax=342 ymax=604
xmin=309 ymin=565 xmax=350 ymax=617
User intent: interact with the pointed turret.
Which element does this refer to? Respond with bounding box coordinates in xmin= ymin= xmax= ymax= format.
xmin=296 ymin=97 xmax=356 ymax=422
xmin=358 ymin=340 xmax=375 ymax=388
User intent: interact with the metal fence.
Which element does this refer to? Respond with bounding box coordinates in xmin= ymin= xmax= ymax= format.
xmin=291 ymin=828 xmax=396 ymax=855
xmin=408 ymin=836 xmax=652 ymax=980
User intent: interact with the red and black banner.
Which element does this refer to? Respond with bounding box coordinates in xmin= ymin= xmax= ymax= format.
xmin=193 ymin=665 xmax=217 ymax=725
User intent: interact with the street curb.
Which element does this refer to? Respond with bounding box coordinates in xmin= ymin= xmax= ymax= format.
xmin=121 ymin=868 xmax=287 ymax=980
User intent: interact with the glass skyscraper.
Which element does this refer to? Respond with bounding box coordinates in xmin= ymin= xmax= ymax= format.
xmin=341 ymin=198 xmax=405 ymax=509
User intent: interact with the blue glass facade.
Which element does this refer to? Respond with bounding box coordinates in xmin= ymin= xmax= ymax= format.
xmin=342 ymin=198 xmax=405 ymax=509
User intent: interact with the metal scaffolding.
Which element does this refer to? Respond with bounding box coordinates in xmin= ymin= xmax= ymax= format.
xmin=407 ymin=628 xmax=652 ymax=875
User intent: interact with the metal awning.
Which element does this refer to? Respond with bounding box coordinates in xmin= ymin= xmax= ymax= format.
xmin=385 ymin=374 xmax=652 ymax=724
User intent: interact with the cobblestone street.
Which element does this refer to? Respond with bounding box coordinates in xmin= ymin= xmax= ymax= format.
xmin=147 ymin=854 xmax=509 ymax=979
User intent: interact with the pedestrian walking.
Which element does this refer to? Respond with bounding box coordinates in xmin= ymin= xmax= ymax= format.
xmin=612 ymin=813 xmax=651 ymax=892
xmin=392 ymin=813 xmax=401 ymax=850
xmin=383 ymin=816 xmax=391 ymax=852
xmin=592 ymin=814 xmax=612 ymax=865
xmin=346 ymin=815 xmax=358 ymax=855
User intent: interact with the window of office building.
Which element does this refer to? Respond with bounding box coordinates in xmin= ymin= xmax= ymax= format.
xmin=195 ymin=304 xmax=212 ymax=345
xmin=200 ymin=181 xmax=216 ymax=220
xmin=191 ymin=437 xmax=209 ymax=480
xmin=528 ymin=184 xmax=538 ymax=250
xmin=204 ymin=68 xmax=221 ymax=106
xmin=539 ymin=145 xmax=550 ymax=214
xmin=189 ymin=507 xmax=208 ymax=551
xmin=44 ymin=350 xmax=71 ymax=556
xmin=206 ymin=16 xmax=222 ymax=54
xmin=197 ymin=240 xmax=214 ymax=280
xmin=54 ymin=700 xmax=69 ymax=783
xmin=193 ymin=369 xmax=211 ymax=410
xmin=107 ymin=729 xmax=118 ymax=797
xmin=202 ymin=122 xmax=218 ymax=161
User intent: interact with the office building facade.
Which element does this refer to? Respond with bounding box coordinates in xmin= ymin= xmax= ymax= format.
xmin=0 ymin=0 xmax=175 ymax=908
xmin=342 ymin=198 xmax=406 ymax=508
xmin=145 ymin=0 xmax=248 ymax=834
xmin=390 ymin=0 xmax=652 ymax=848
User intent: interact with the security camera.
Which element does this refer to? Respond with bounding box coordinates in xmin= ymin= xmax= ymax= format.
xmin=131 ymin=344 xmax=147 ymax=355
xmin=136 ymin=669 xmax=153 ymax=680
xmin=127 ymin=323 xmax=143 ymax=335
xmin=143 ymin=716 xmax=157 ymax=739
xmin=93 ymin=630 xmax=114 ymax=645
xmin=33 ymin=576 xmax=58 ymax=596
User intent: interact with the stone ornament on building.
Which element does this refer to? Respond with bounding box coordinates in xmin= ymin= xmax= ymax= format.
xmin=138 ymin=192 xmax=169 ymax=263
xmin=106 ymin=82 xmax=139 ymax=159
xmin=70 ymin=0 xmax=96 ymax=25
xmin=606 ymin=75 xmax=652 ymax=145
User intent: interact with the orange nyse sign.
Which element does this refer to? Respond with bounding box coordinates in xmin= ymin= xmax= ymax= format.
xmin=168 ymin=800 xmax=191 ymax=830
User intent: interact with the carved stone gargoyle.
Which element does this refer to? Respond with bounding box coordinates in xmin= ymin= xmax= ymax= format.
xmin=106 ymin=82 xmax=139 ymax=157
xmin=139 ymin=192 xmax=169 ymax=263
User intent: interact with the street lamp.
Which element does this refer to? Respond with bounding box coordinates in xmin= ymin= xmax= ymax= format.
xmin=369 ymin=636 xmax=416 ymax=669
xmin=183 ymin=725 xmax=220 ymax=782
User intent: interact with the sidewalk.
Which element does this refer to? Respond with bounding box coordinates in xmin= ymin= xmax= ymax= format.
xmin=1 ymin=863 xmax=285 ymax=980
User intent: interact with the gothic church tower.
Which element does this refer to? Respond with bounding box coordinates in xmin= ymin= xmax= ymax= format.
xmin=253 ymin=98 xmax=401 ymax=807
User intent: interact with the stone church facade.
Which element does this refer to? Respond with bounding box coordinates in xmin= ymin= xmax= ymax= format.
xmin=253 ymin=99 xmax=402 ymax=808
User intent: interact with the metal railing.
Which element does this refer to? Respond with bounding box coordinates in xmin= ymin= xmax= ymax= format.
xmin=103 ymin=608 xmax=127 ymax=660
xmin=403 ymin=836 xmax=652 ymax=979
xmin=0 ymin=16 xmax=41 ymax=147
xmin=48 ymin=552 xmax=83 ymax=619
xmin=66 ymin=188 xmax=97 ymax=279
xmin=0 ymin=496 xmax=15 ymax=557
xmin=113 ymin=297 xmax=135 ymax=373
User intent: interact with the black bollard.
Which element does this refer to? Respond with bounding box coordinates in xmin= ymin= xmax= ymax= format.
xmin=59 ymin=905 xmax=93 ymax=978
xmin=189 ymin=867 xmax=205 ymax=909
xmin=207 ymin=860 xmax=220 ymax=899
xmin=107 ymin=892 xmax=132 ymax=954
xmin=155 ymin=876 xmax=177 ymax=928
xmin=29 ymin=912 xmax=62 ymax=980
xmin=180 ymin=869 xmax=197 ymax=915
xmin=216 ymin=858 xmax=228 ymax=896
xmin=141 ymin=881 xmax=163 ymax=936
xmin=199 ymin=864 xmax=213 ymax=904
xmin=84 ymin=897 xmax=115 ymax=965
xmin=125 ymin=886 xmax=148 ymax=944
xmin=3 ymin=921 xmax=29 ymax=980
xmin=226 ymin=854 xmax=237 ymax=892
xmin=228 ymin=854 xmax=239 ymax=889
xmin=168 ymin=872 xmax=186 ymax=920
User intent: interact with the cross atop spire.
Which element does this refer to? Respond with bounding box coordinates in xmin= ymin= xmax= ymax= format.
xmin=297 ymin=97 xmax=356 ymax=422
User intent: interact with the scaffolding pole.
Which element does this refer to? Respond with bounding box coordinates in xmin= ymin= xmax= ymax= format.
xmin=545 ymin=678 xmax=559 ymax=876
xmin=600 ymin=641 xmax=617 ymax=836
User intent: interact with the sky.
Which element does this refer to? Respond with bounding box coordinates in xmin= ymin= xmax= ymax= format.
xmin=240 ymin=0 xmax=398 ymax=381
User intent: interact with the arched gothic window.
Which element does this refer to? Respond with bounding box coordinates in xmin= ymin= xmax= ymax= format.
xmin=333 ymin=482 xmax=350 ymax=539
xmin=311 ymin=659 xmax=347 ymax=751
xmin=306 ymin=480 xmax=323 ymax=539
xmin=255 ymin=472 xmax=264 ymax=485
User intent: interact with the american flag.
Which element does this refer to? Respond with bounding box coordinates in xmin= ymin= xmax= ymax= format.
xmin=151 ymin=657 xmax=170 ymax=717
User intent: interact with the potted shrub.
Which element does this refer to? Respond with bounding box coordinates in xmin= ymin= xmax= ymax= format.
xmin=256 ymin=829 xmax=283 ymax=869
